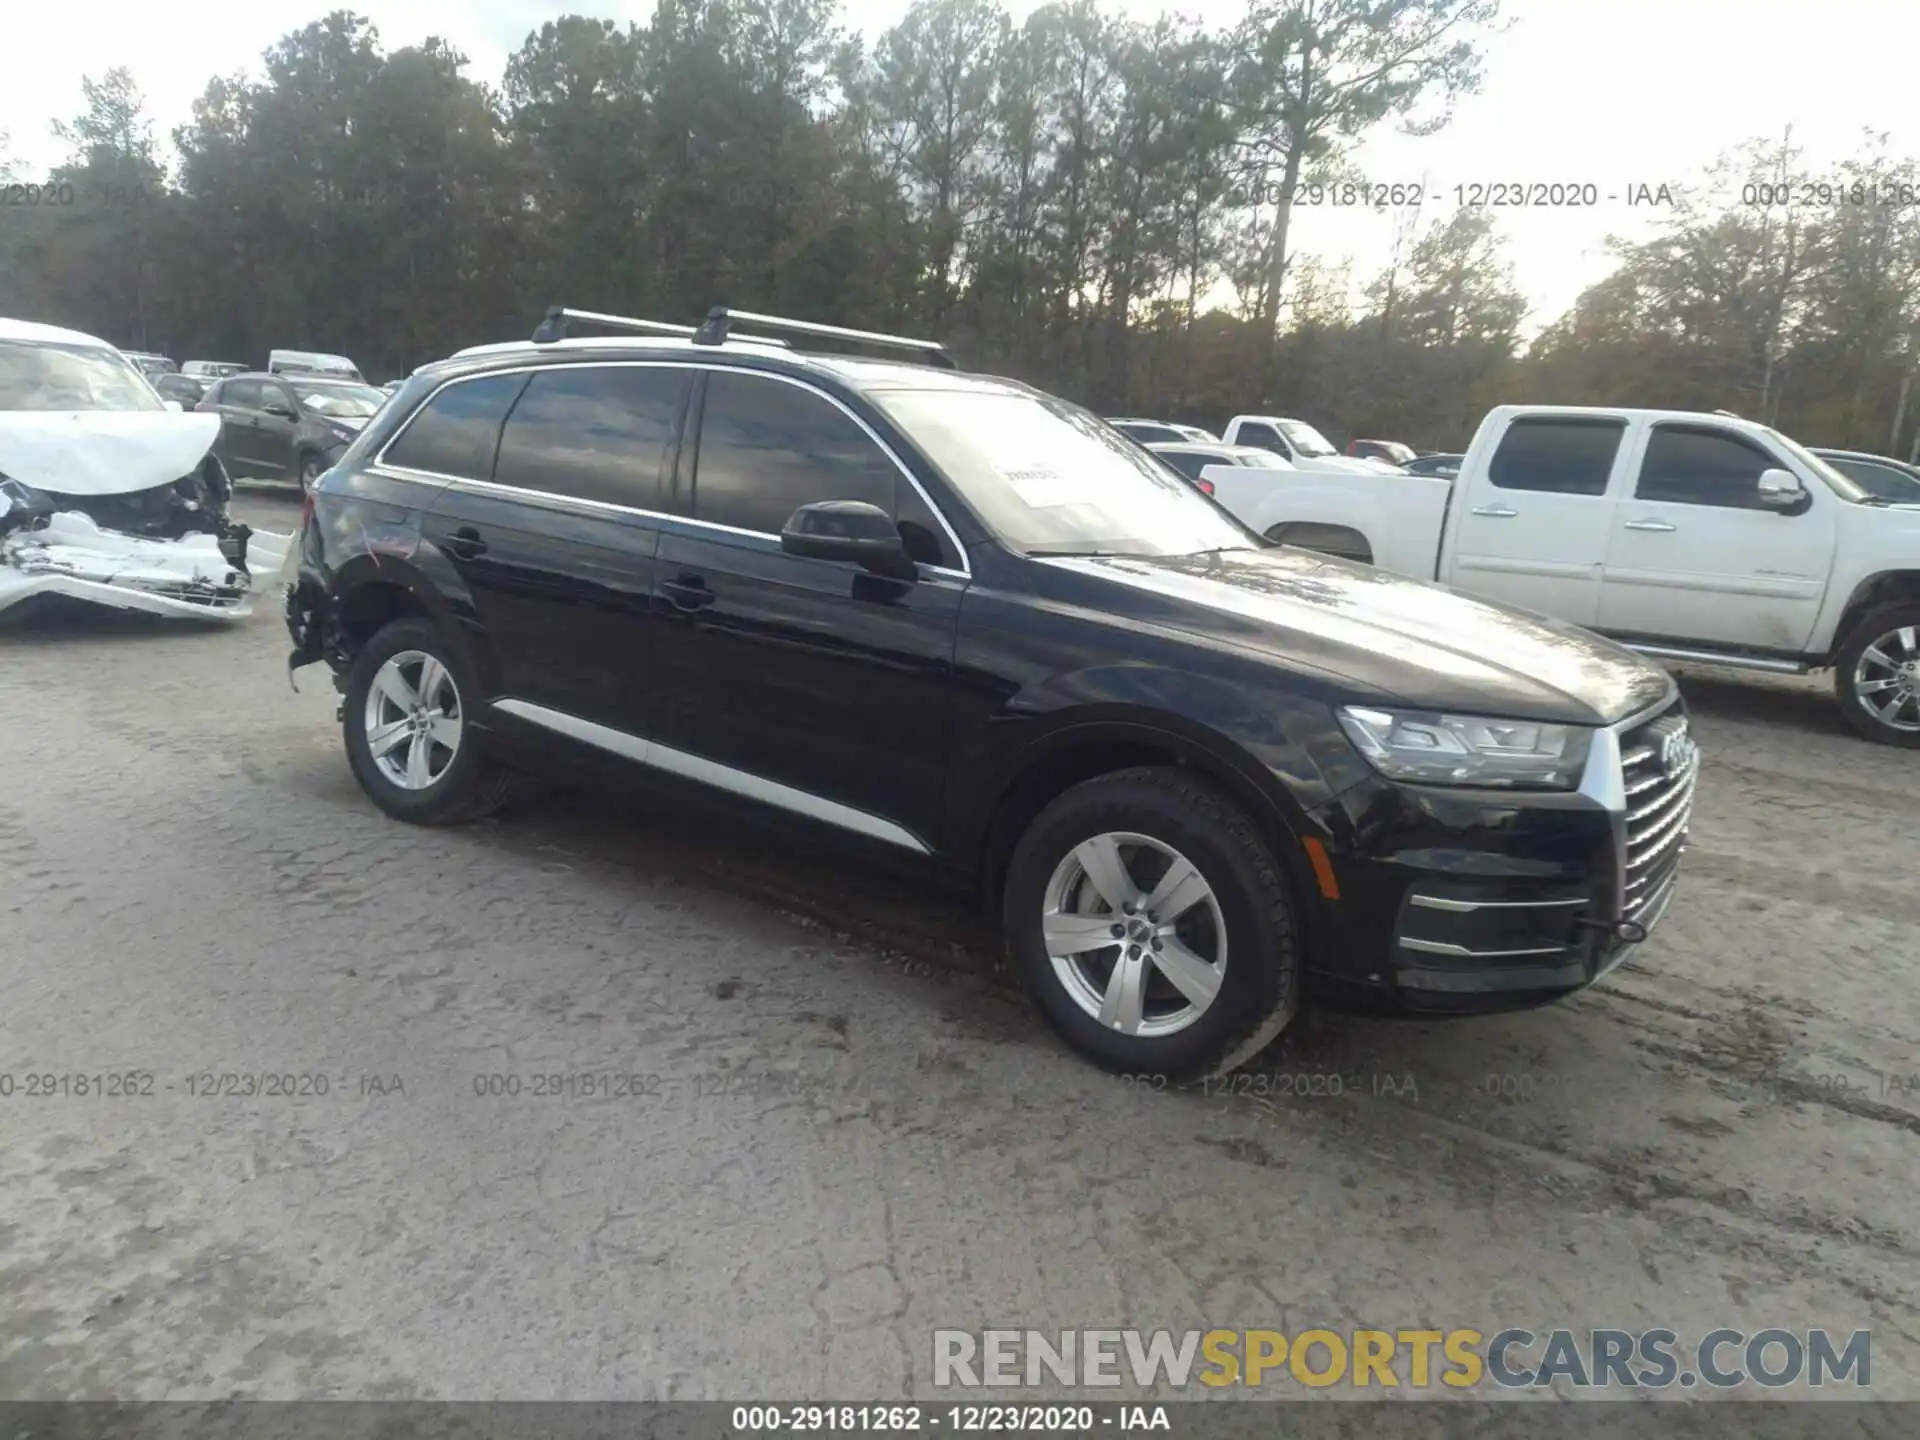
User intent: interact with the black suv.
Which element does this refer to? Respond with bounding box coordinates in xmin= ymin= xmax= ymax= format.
xmin=286 ymin=306 xmax=1696 ymax=1078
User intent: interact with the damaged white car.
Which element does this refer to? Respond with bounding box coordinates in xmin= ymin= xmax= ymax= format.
xmin=0 ymin=319 xmax=292 ymax=622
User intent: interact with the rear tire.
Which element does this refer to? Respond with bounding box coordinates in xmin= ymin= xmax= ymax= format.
xmin=342 ymin=618 xmax=519 ymax=824
xmin=1833 ymin=604 xmax=1920 ymax=747
xmin=1002 ymin=766 xmax=1301 ymax=1080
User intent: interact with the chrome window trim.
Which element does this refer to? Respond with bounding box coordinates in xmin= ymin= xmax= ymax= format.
xmin=373 ymin=359 xmax=972 ymax=577
xmin=491 ymin=699 xmax=931 ymax=854
xmin=365 ymin=464 xmax=969 ymax=584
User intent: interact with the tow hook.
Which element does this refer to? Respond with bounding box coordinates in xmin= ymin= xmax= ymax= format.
xmin=1575 ymin=915 xmax=1649 ymax=945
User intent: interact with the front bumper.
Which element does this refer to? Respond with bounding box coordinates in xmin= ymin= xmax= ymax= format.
xmin=1306 ymin=691 xmax=1695 ymax=1012
xmin=0 ymin=512 xmax=291 ymax=622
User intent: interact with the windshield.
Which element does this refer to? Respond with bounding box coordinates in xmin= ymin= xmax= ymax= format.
xmin=1822 ymin=455 xmax=1920 ymax=502
xmin=297 ymin=383 xmax=385 ymax=418
xmin=1277 ymin=419 xmax=1337 ymax=456
xmin=875 ymin=388 xmax=1256 ymax=556
xmin=0 ymin=340 xmax=167 ymax=412
xmin=1766 ymin=429 xmax=1873 ymax=503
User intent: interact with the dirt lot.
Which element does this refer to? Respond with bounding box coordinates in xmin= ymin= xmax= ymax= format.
xmin=1 ymin=490 xmax=1915 ymax=1403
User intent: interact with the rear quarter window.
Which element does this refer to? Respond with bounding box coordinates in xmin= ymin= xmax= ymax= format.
xmin=382 ymin=372 xmax=531 ymax=480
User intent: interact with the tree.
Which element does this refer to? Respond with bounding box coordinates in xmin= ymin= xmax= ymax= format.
xmin=872 ymin=0 xmax=1008 ymax=321
xmin=1225 ymin=0 xmax=1499 ymax=333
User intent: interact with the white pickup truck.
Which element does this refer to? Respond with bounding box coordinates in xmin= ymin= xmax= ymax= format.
xmin=1199 ymin=404 xmax=1920 ymax=746
xmin=1219 ymin=415 xmax=1398 ymax=475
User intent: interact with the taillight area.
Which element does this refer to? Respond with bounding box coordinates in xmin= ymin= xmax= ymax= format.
xmin=1197 ymin=478 xmax=1215 ymax=496
xmin=299 ymin=487 xmax=316 ymax=530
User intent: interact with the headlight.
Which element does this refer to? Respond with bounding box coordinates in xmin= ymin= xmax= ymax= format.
xmin=1336 ymin=705 xmax=1592 ymax=790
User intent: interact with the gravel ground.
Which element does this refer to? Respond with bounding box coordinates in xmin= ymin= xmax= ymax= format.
xmin=1 ymin=491 xmax=1915 ymax=1404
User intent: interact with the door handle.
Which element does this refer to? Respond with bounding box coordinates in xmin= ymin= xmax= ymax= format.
xmin=661 ymin=576 xmax=715 ymax=611
xmin=446 ymin=526 xmax=488 ymax=559
xmin=1623 ymin=519 xmax=1677 ymax=532
xmin=1470 ymin=505 xmax=1518 ymax=518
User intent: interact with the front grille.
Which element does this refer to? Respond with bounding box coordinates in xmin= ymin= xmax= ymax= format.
xmin=1617 ymin=704 xmax=1697 ymax=919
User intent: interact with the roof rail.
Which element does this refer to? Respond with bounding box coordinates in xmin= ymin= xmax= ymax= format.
xmin=531 ymin=307 xmax=699 ymax=344
xmin=692 ymin=307 xmax=956 ymax=369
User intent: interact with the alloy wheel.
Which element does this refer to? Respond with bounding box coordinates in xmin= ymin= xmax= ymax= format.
xmin=1852 ymin=624 xmax=1920 ymax=732
xmin=364 ymin=650 xmax=464 ymax=789
xmin=1040 ymin=831 xmax=1227 ymax=1038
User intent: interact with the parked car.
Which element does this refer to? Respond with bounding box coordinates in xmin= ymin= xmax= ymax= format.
xmin=199 ymin=372 xmax=387 ymax=489
xmin=1107 ymin=417 xmax=1208 ymax=446
xmin=1404 ymin=452 xmax=1465 ymax=479
xmin=267 ymin=348 xmax=366 ymax=383
xmin=152 ymin=373 xmax=207 ymax=410
xmin=1811 ymin=448 xmax=1920 ymax=504
xmin=1145 ymin=441 xmax=1294 ymax=496
xmin=182 ymin=360 xmax=246 ymax=382
xmin=123 ymin=351 xmax=178 ymax=378
xmin=1220 ymin=415 xmax=1400 ymax=475
xmin=1210 ymin=404 xmax=1920 ymax=746
xmin=0 ymin=317 xmax=288 ymax=622
xmin=1348 ymin=439 xmax=1416 ymax=467
xmin=287 ymin=304 xmax=1692 ymax=1079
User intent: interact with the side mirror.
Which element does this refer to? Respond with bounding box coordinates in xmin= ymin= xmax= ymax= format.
xmin=1756 ymin=467 xmax=1806 ymax=510
xmin=265 ymin=402 xmax=298 ymax=419
xmin=780 ymin=500 xmax=916 ymax=581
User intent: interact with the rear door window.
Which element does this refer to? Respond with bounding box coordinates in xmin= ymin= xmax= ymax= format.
xmin=382 ymin=372 xmax=529 ymax=481
xmin=1487 ymin=417 xmax=1626 ymax=495
xmin=493 ymin=364 xmax=688 ymax=509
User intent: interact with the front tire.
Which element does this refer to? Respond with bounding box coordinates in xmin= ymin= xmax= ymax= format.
xmin=342 ymin=618 xmax=517 ymax=824
xmin=298 ymin=454 xmax=324 ymax=492
xmin=1002 ymin=766 xmax=1301 ymax=1080
xmin=1834 ymin=605 xmax=1920 ymax=747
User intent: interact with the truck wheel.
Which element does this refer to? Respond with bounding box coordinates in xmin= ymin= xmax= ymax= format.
xmin=342 ymin=618 xmax=520 ymax=823
xmin=1002 ymin=766 xmax=1301 ymax=1080
xmin=1834 ymin=604 xmax=1920 ymax=747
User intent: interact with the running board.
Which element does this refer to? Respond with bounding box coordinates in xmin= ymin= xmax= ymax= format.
xmin=1623 ymin=642 xmax=1809 ymax=675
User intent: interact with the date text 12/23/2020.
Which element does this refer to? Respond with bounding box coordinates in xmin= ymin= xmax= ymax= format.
xmin=1231 ymin=180 xmax=1678 ymax=208
xmin=1228 ymin=180 xmax=1681 ymax=208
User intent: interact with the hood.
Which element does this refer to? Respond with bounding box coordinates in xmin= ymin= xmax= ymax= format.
xmin=1041 ymin=546 xmax=1672 ymax=726
xmin=321 ymin=414 xmax=370 ymax=434
xmin=0 ymin=411 xmax=220 ymax=495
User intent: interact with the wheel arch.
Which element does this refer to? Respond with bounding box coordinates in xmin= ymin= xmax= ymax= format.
xmin=325 ymin=557 xmax=482 ymax=680
xmin=1265 ymin=521 xmax=1374 ymax=565
xmin=1828 ymin=570 xmax=1920 ymax=660
xmin=972 ymin=715 xmax=1323 ymax=925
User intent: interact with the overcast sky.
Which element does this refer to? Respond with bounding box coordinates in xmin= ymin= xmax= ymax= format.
xmin=4 ymin=0 xmax=1911 ymax=330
